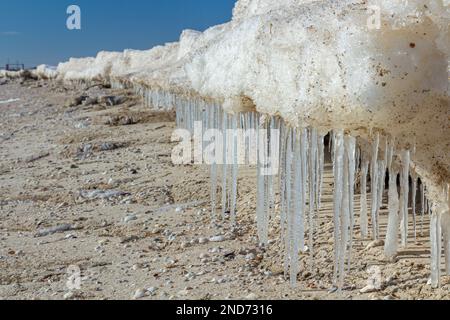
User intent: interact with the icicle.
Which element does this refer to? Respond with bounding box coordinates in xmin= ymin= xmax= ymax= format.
xmin=332 ymin=130 xmax=344 ymax=286
xmin=360 ymin=155 xmax=369 ymax=238
xmin=230 ymin=114 xmax=239 ymax=225
xmin=300 ymin=129 xmax=308 ymax=258
xmin=268 ymin=117 xmax=277 ymax=218
xmin=290 ymin=128 xmax=304 ymax=286
xmin=430 ymin=209 xmax=442 ymax=288
xmin=221 ymin=113 xmax=229 ymax=219
xmin=399 ymin=150 xmax=410 ymax=248
xmin=384 ymin=169 xmax=400 ymax=259
xmin=376 ymin=140 xmax=388 ymax=213
xmin=411 ymin=174 xmax=418 ymax=241
xmin=283 ymin=128 xmax=293 ymax=278
xmin=443 ymin=213 xmax=450 ymax=276
xmin=209 ymin=105 xmax=218 ymax=221
xmin=307 ymin=128 xmax=316 ymax=267
xmin=317 ymin=134 xmax=325 ymax=211
xmin=421 ymin=182 xmax=425 ymax=236
xmin=257 ymin=116 xmax=269 ymax=245
xmin=346 ymin=136 xmax=356 ymax=272
xmin=370 ymin=133 xmax=380 ymax=239
xmin=279 ymin=122 xmax=288 ymax=270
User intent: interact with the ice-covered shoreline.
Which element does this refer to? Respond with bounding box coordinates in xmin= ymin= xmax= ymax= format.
xmin=2 ymin=0 xmax=449 ymax=289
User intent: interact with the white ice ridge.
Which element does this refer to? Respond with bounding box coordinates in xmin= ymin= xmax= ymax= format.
xmin=2 ymin=0 xmax=449 ymax=289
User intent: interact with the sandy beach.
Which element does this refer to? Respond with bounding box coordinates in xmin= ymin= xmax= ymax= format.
xmin=0 ymin=77 xmax=448 ymax=300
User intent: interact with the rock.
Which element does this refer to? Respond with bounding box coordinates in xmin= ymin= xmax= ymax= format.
xmin=245 ymin=293 xmax=258 ymax=300
xmin=65 ymin=95 xmax=87 ymax=108
xmin=328 ymin=287 xmax=338 ymax=294
xmin=124 ymin=215 xmax=137 ymax=223
xmin=120 ymin=236 xmax=139 ymax=244
xmin=82 ymin=97 xmax=98 ymax=106
xmin=198 ymin=237 xmax=209 ymax=244
xmin=35 ymin=224 xmax=74 ymax=238
xmin=365 ymin=239 xmax=385 ymax=250
xmin=210 ymin=235 xmax=226 ymax=243
xmin=177 ymin=289 xmax=190 ymax=297
xmin=147 ymin=287 xmax=157 ymax=296
xmin=245 ymin=253 xmax=256 ymax=261
xmin=100 ymin=95 xmax=126 ymax=106
xmin=63 ymin=291 xmax=75 ymax=300
xmin=133 ymin=289 xmax=146 ymax=300
xmin=199 ymin=253 xmax=210 ymax=259
xmin=360 ymin=284 xmax=380 ymax=294
xmin=99 ymin=142 xmax=120 ymax=151
xmin=80 ymin=189 xmax=130 ymax=200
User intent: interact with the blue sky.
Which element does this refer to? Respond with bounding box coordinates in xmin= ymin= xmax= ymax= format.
xmin=0 ymin=0 xmax=236 ymax=68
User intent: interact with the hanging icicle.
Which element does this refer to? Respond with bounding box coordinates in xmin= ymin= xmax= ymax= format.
xmin=384 ymin=168 xmax=400 ymax=259
xmin=430 ymin=209 xmax=442 ymax=289
xmin=257 ymin=115 xmax=270 ymax=245
xmin=370 ymin=133 xmax=380 ymax=240
xmin=399 ymin=150 xmax=410 ymax=248
xmin=360 ymin=153 xmax=370 ymax=238
xmin=332 ymin=130 xmax=344 ymax=287
xmin=411 ymin=173 xmax=418 ymax=241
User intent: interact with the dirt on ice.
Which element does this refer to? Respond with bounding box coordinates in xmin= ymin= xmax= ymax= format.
xmin=0 ymin=78 xmax=448 ymax=300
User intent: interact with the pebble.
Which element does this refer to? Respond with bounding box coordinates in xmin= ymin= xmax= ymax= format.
xmin=147 ymin=287 xmax=157 ymax=296
xmin=365 ymin=239 xmax=385 ymax=250
xmin=198 ymin=237 xmax=209 ymax=244
xmin=63 ymin=291 xmax=75 ymax=300
xmin=245 ymin=253 xmax=256 ymax=261
xmin=124 ymin=215 xmax=137 ymax=223
xmin=177 ymin=289 xmax=190 ymax=296
xmin=210 ymin=235 xmax=226 ymax=243
xmin=199 ymin=253 xmax=210 ymax=259
xmin=133 ymin=289 xmax=146 ymax=300
xmin=245 ymin=293 xmax=258 ymax=300
xmin=360 ymin=284 xmax=380 ymax=294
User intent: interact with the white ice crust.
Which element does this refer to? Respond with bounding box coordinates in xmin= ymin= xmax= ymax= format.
xmin=1 ymin=0 xmax=449 ymax=205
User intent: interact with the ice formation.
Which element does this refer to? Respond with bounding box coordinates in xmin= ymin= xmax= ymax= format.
xmin=2 ymin=0 xmax=449 ymax=290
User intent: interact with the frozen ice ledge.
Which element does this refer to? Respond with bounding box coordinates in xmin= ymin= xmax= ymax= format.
xmin=2 ymin=0 xmax=449 ymax=289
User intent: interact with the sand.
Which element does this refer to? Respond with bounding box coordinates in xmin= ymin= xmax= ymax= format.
xmin=0 ymin=78 xmax=448 ymax=300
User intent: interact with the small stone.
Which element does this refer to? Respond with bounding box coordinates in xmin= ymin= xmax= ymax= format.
xmin=198 ymin=237 xmax=209 ymax=244
xmin=360 ymin=284 xmax=380 ymax=294
xmin=245 ymin=253 xmax=256 ymax=261
xmin=245 ymin=293 xmax=258 ymax=300
xmin=63 ymin=291 xmax=75 ymax=300
xmin=199 ymin=253 xmax=210 ymax=259
xmin=210 ymin=235 xmax=226 ymax=243
xmin=177 ymin=289 xmax=190 ymax=296
xmin=133 ymin=289 xmax=146 ymax=300
xmin=124 ymin=215 xmax=137 ymax=223
xmin=147 ymin=287 xmax=157 ymax=296
xmin=366 ymin=240 xmax=385 ymax=250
